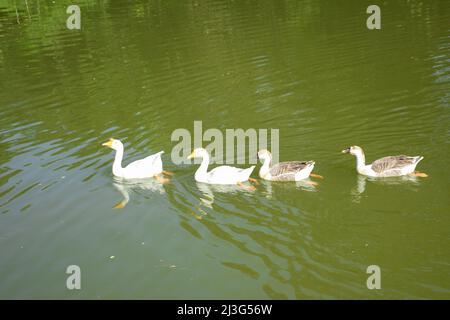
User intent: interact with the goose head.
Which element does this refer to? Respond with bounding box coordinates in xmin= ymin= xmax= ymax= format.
xmin=257 ymin=149 xmax=272 ymax=163
xmin=102 ymin=138 xmax=123 ymax=151
xmin=187 ymin=148 xmax=208 ymax=159
xmin=342 ymin=145 xmax=364 ymax=156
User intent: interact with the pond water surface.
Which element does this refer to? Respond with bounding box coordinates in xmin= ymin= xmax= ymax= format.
xmin=0 ymin=0 xmax=449 ymax=299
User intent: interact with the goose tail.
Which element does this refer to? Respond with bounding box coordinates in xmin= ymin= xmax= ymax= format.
xmin=415 ymin=156 xmax=424 ymax=164
xmin=244 ymin=166 xmax=256 ymax=179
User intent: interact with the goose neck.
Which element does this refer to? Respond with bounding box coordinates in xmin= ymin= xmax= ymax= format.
xmin=112 ymin=146 xmax=124 ymax=177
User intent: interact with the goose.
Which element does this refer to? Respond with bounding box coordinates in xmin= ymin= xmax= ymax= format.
xmin=187 ymin=148 xmax=256 ymax=188
xmin=341 ymin=145 xmax=427 ymax=177
xmin=102 ymin=138 xmax=171 ymax=182
xmin=257 ymin=149 xmax=323 ymax=183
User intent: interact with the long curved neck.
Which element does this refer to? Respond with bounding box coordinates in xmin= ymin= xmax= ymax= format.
xmin=112 ymin=147 xmax=124 ymax=176
xmin=354 ymin=150 xmax=366 ymax=172
xmin=259 ymin=157 xmax=272 ymax=178
xmin=195 ymin=153 xmax=210 ymax=181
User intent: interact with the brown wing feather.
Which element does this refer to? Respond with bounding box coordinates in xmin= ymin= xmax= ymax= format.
xmin=371 ymin=155 xmax=419 ymax=173
xmin=269 ymin=161 xmax=313 ymax=177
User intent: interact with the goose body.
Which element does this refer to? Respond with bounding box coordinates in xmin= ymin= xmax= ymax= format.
xmin=188 ymin=148 xmax=255 ymax=184
xmin=102 ymin=138 xmax=164 ymax=179
xmin=342 ymin=146 xmax=424 ymax=177
xmin=257 ymin=149 xmax=315 ymax=181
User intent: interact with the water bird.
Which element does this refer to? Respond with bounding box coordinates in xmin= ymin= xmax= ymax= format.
xmin=187 ymin=148 xmax=256 ymax=189
xmin=257 ymin=149 xmax=322 ymax=185
xmin=341 ymin=145 xmax=427 ymax=177
xmin=102 ymin=138 xmax=171 ymax=182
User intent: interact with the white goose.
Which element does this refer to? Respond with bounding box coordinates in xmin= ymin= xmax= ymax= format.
xmin=102 ymin=138 xmax=170 ymax=182
xmin=187 ymin=148 xmax=256 ymax=187
xmin=341 ymin=145 xmax=427 ymax=177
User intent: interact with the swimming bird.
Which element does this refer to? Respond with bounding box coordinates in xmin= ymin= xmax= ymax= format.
xmin=341 ymin=145 xmax=427 ymax=177
xmin=102 ymin=138 xmax=170 ymax=182
xmin=257 ymin=149 xmax=322 ymax=183
xmin=187 ymin=148 xmax=255 ymax=188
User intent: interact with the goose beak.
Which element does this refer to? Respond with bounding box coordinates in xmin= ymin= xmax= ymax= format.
xmin=102 ymin=138 xmax=114 ymax=148
xmin=187 ymin=151 xmax=195 ymax=159
xmin=341 ymin=147 xmax=350 ymax=154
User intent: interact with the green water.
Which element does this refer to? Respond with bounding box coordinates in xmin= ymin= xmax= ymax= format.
xmin=0 ymin=0 xmax=449 ymax=299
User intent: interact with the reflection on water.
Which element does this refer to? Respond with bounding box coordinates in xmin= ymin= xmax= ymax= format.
xmin=0 ymin=0 xmax=449 ymax=299
xmin=259 ymin=179 xmax=318 ymax=199
xmin=112 ymin=177 xmax=166 ymax=209
xmin=196 ymin=182 xmax=252 ymax=209
xmin=351 ymin=175 xmax=422 ymax=203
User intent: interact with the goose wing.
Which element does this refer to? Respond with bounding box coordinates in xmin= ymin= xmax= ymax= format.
xmin=206 ymin=165 xmax=253 ymax=183
xmin=208 ymin=166 xmax=247 ymax=178
xmin=125 ymin=151 xmax=163 ymax=171
xmin=371 ymin=155 xmax=420 ymax=173
xmin=270 ymin=161 xmax=312 ymax=177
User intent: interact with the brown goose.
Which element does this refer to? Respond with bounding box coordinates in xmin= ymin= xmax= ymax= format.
xmin=341 ymin=146 xmax=427 ymax=177
xmin=257 ymin=149 xmax=323 ymax=182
